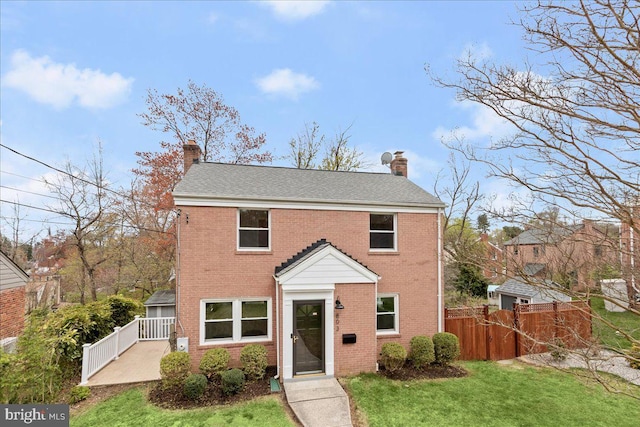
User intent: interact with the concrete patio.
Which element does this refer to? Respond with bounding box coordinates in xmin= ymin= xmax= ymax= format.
xmin=84 ymin=341 xmax=171 ymax=387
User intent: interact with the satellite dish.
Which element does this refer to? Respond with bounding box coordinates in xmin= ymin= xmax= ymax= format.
xmin=381 ymin=152 xmax=393 ymax=166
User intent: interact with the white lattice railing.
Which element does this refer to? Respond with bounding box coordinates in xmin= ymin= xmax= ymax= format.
xmin=80 ymin=315 xmax=175 ymax=385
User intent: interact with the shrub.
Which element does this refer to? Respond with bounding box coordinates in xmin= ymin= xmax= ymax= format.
xmin=199 ymin=348 xmax=230 ymax=380
xmin=433 ymin=332 xmax=460 ymax=365
xmin=240 ymin=344 xmax=268 ymax=381
xmin=68 ymin=386 xmax=91 ymax=404
xmin=160 ymin=351 xmax=191 ymax=389
xmin=409 ymin=335 xmax=435 ymax=369
xmin=221 ymin=368 xmax=245 ymax=395
xmin=183 ymin=373 xmax=208 ymax=400
xmin=628 ymin=344 xmax=640 ymax=370
xmin=550 ymin=338 xmax=569 ymax=362
xmin=104 ymin=295 xmax=144 ymax=326
xmin=380 ymin=342 xmax=407 ymax=372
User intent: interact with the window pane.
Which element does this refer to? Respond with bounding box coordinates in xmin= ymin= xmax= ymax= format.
xmin=242 ymin=301 xmax=267 ymax=318
xmin=205 ymin=321 xmax=233 ymax=339
xmin=239 ymin=230 xmax=269 ymax=248
xmin=377 ymin=296 xmax=395 ymax=313
xmin=240 ymin=209 xmax=268 ymax=228
xmin=370 ymin=214 xmax=394 ymax=231
xmin=370 ymin=233 xmax=394 ymax=249
xmin=205 ymin=302 xmax=232 ymax=320
xmin=241 ymin=319 xmax=268 ymax=337
xmin=377 ymin=314 xmax=395 ymax=330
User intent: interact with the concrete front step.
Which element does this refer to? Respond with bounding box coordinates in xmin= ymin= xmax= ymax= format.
xmin=284 ymin=378 xmax=352 ymax=427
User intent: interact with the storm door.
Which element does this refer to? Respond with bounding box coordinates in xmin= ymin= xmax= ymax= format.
xmin=292 ymin=300 xmax=325 ymax=375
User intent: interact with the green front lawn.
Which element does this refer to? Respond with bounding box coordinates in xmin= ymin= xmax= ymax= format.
xmin=70 ymin=388 xmax=294 ymax=427
xmin=591 ymin=297 xmax=640 ymax=349
xmin=346 ymin=361 xmax=640 ymax=427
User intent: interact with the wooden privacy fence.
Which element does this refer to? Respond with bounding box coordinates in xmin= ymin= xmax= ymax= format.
xmin=445 ymin=301 xmax=592 ymax=361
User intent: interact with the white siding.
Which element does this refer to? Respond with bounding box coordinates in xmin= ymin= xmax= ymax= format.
xmin=0 ymin=252 xmax=29 ymax=291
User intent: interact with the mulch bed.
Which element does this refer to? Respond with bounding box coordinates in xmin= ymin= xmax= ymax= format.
xmin=378 ymin=362 xmax=468 ymax=381
xmin=148 ymin=366 xmax=277 ymax=410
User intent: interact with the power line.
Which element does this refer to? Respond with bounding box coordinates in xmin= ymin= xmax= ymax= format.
xmin=0 ymin=199 xmax=172 ymax=235
xmin=0 ymin=185 xmax=58 ymax=199
xmin=0 ymin=170 xmax=47 ymax=183
xmin=0 ymin=143 xmax=159 ymax=210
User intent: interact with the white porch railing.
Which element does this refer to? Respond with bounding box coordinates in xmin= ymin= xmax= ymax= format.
xmin=80 ymin=315 xmax=175 ymax=385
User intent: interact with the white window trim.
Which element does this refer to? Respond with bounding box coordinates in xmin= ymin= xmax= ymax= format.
xmin=376 ymin=293 xmax=399 ymax=335
xmin=237 ymin=209 xmax=271 ymax=251
xmin=369 ymin=213 xmax=397 ymax=252
xmin=200 ymin=298 xmax=272 ymax=345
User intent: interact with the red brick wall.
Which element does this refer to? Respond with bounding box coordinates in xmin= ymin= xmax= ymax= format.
xmin=334 ymin=283 xmax=377 ymax=376
xmin=177 ymin=206 xmax=441 ymax=373
xmin=0 ymin=286 xmax=26 ymax=339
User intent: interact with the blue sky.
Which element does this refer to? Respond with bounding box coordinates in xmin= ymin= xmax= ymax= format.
xmin=0 ymin=1 xmax=526 ymax=239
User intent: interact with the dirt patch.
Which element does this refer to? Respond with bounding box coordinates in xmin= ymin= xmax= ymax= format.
xmin=378 ymin=362 xmax=468 ymax=381
xmin=148 ymin=367 xmax=279 ymax=410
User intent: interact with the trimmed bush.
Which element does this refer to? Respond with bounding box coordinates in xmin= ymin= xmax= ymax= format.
xmin=409 ymin=335 xmax=435 ymax=369
xmin=240 ymin=344 xmax=268 ymax=381
xmin=433 ymin=332 xmax=460 ymax=365
xmin=160 ymin=351 xmax=191 ymax=389
xmin=381 ymin=342 xmax=407 ymax=372
xmin=550 ymin=338 xmax=569 ymax=362
xmin=221 ymin=368 xmax=245 ymax=395
xmin=628 ymin=344 xmax=640 ymax=370
xmin=199 ymin=348 xmax=230 ymax=380
xmin=183 ymin=373 xmax=208 ymax=400
xmin=69 ymin=386 xmax=91 ymax=404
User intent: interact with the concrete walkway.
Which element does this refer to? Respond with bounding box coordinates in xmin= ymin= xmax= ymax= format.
xmin=85 ymin=341 xmax=171 ymax=387
xmin=284 ymin=378 xmax=352 ymax=427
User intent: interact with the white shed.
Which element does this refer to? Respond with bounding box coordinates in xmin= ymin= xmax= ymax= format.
xmin=487 ymin=284 xmax=500 ymax=306
xmin=144 ymin=289 xmax=176 ymax=318
xmin=496 ymin=278 xmax=570 ymax=310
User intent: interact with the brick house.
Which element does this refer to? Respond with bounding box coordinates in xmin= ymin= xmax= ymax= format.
xmin=479 ymin=233 xmax=503 ymax=281
xmin=503 ymin=220 xmax=617 ymax=289
xmin=0 ymin=250 xmax=29 ymax=350
xmin=172 ymin=142 xmax=445 ymax=380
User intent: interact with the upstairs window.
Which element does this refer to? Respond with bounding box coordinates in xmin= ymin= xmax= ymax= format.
xmin=370 ymin=213 xmax=396 ymax=250
xmin=533 ymin=247 xmax=540 ymax=257
xmin=238 ymin=209 xmax=270 ymax=250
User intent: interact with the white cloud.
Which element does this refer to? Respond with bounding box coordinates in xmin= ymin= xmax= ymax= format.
xmin=255 ymin=68 xmax=319 ymax=100
xmin=260 ymin=1 xmax=330 ymax=21
xmin=208 ymin=12 xmax=219 ymax=24
xmin=459 ymin=42 xmax=493 ymax=62
xmin=3 ymin=50 xmax=134 ymax=109
xmin=432 ymin=101 xmax=512 ymax=144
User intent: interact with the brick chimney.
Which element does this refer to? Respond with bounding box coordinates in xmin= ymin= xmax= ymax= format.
xmin=183 ymin=139 xmax=202 ymax=174
xmin=390 ymin=151 xmax=408 ymax=178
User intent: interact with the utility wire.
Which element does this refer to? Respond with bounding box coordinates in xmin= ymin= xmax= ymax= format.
xmin=0 ymin=199 xmax=173 ymax=235
xmin=0 ymin=185 xmax=58 ymax=199
xmin=0 ymin=143 xmax=161 ymax=210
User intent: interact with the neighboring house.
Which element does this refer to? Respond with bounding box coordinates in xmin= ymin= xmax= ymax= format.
xmin=0 ymin=250 xmax=29 ymax=352
xmin=172 ymin=142 xmax=445 ymax=380
xmin=503 ymin=220 xmax=617 ymax=289
xmin=479 ymin=233 xmax=503 ymax=281
xmin=144 ymin=289 xmax=176 ymax=318
xmin=495 ymin=278 xmax=571 ymax=310
xmin=619 ymin=202 xmax=639 ymax=302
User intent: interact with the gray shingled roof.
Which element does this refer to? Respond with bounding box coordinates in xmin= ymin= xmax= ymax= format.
xmin=503 ymin=224 xmax=583 ymax=246
xmin=144 ymin=289 xmax=176 ymax=306
xmin=173 ymin=163 xmax=444 ymax=208
xmin=496 ymin=278 xmax=562 ymax=297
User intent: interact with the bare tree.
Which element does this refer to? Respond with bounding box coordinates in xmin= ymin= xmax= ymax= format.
xmin=430 ymin=0 xmax=639 ymax=392
xmin=288 ymin=122 xmax=368 ymax=171
xmin=430 ymin=0 xmax=639 ymax=305
xmin=45 ymin=147 xmax=111 ymax=304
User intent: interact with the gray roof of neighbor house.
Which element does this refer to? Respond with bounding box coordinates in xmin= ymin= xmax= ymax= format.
xmin=173 ymin=163 xmax=445 ymax=208
xmin=144 ymin=289 xmax=176 ymax=306
xmin=523 ymin=263 xmax=547 ymax=276
xmin=496 ymin=278 xmax=562 ymax=298
xmin=503 ymin=224 xmax=584 ymax=246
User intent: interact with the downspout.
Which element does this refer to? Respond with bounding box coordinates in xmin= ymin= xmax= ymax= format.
xmin=273 ymin=275 xmax=280 ymax=380
xmin=437 ymin=207 xmax=443 ymax=332
xmin=176 ymin=210 xmax=185 ymax=335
